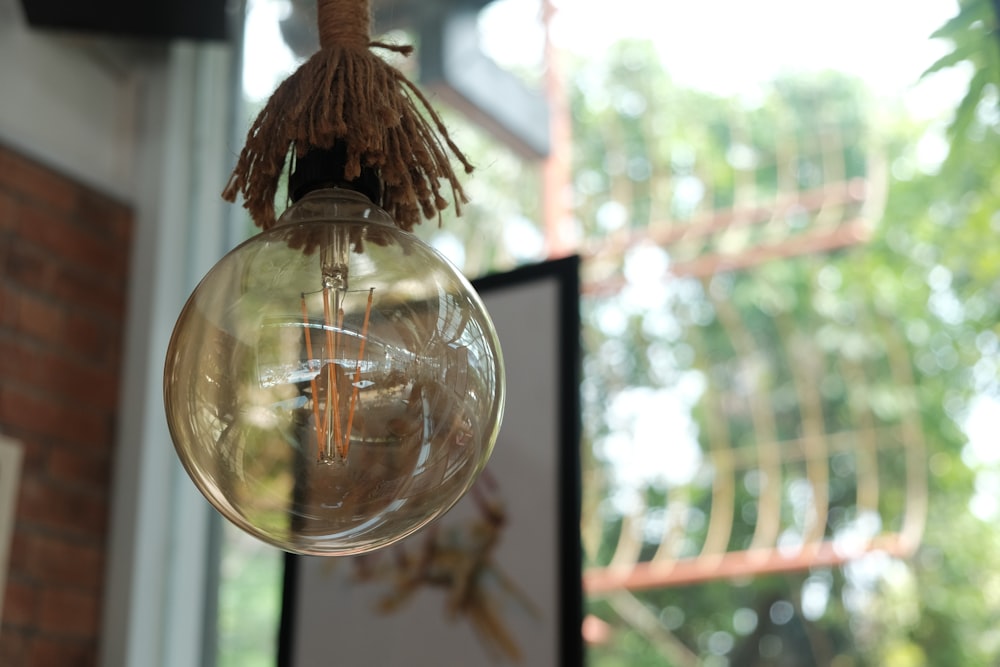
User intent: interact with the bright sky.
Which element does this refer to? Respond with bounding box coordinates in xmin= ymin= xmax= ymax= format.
xmin=246 ymin=0 xmax=964 ymax=117
xmin=481 ymin=0 xmax=964 ymax=117
xmin=243 ymin=0 xmax=298 ymax=100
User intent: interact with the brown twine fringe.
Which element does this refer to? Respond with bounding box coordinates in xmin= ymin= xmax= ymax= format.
xmin=222 ymin=0 xmax=474 ymax=231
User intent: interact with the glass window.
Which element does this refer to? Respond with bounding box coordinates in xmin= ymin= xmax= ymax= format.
xmin=215 ymin=2 xmax=1000 ymax=665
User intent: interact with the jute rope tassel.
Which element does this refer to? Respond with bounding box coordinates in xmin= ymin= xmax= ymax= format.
xmin=223 ymin=0 xmax=474 ymax=231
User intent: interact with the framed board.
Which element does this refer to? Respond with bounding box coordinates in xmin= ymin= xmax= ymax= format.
xmin=278 ymin=256 xmax=582 ymax=666
xmin=0 ymin=435 xmax=23 ymax=624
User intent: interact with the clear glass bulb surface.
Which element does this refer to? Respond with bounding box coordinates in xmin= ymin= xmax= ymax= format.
xmin=164 ymin=188 xmax=505 ymax=555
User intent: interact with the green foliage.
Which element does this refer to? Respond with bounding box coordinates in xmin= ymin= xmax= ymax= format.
xmin=922 ymin=0 xmax=1000 ymax=169
xmin=575 ymin=13 xmax=1000 ymax=665
xmin=215 ymin=526 xmax=284 ymax=667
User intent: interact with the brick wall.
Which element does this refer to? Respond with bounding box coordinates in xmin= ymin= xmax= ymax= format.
xmin=0 ymin=144 xmax=133 ymax=666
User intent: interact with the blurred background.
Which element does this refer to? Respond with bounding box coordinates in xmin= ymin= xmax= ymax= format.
xmin=2 ymin=0 xmax=998 ymax=665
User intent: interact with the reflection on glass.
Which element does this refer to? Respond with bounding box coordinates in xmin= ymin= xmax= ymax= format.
xmin=165 ymin=189 xmax=504 ymax=555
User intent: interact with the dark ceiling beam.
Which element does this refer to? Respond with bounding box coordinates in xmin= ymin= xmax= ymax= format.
xmin=18 ymin=0 xmax=232 ymax=40
xmin=417 ymin=7 xmax=549 ymax=159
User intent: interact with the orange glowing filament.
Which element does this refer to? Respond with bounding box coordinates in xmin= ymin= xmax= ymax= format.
xmin=301 ymin=286 xmax=376 ymax=462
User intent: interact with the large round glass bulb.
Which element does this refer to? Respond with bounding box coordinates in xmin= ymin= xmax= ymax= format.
xmin=164 ymin=188 xmax=505 ymax=555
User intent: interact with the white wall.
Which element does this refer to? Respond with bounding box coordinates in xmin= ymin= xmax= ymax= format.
xmin=0 ymin=2 xmax=242 ymax=665
xmin=0 ymin=0 xmax=143 ymax=202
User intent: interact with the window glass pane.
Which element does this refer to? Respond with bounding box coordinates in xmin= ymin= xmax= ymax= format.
xmin=216 ymin=2 xmax=1000 ymax=666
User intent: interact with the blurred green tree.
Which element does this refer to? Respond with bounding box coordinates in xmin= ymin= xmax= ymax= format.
xmin=575 ymin=1 xmax=1000 ymax=660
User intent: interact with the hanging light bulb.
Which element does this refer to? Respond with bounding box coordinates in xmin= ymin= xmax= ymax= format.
xmin=164 ymin=151 xmax=505 ymax=555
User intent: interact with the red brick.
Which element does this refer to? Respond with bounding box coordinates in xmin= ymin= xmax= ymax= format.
xmin=0 ymin=411 xmax=43 ymax=456
xmin=7 ymin=528 xmax=33 ymax=575
xmin=76 ymin=189 xmax=132 ymax=244
xmin=19 ymin=202 xmax=127 ymax=278
xmin=0 ymin=436 xmax=45 ymax=483
xmin=51 ymin=349 xmax=113 ymax=405
xmin=6 ymin=242 xmax=61 ymax=295
xmin=0 ymin=388 xmax=110 ymax=449
xmin=27 ymin=637 xmax=96 ymax=667
xmin=0 ymin=145 xmax=125 ymax=661
xmin=62 ymin=311 xmax=115 ymax=366
xmin=16 ymin=477 xmax=108 ymax=538
xmin=0 ymin=338 xmax=121 ymax=410
xmin=111 ymin=207 xmax=133 ymax=246
xmin=7 ymin=529 xmax=58 ymax=581
xmin=0 ymin=149 xmax=78 ymax=215
xmin=0 ymin=283 xmax=17 ymax=328
xmin=0 ymin=189 xmax=15 ymax=232
xmin=50 ymin=267 xmax=127 ymax=323
xmin=48 ymin=448 xmax=112 ymax=492
xmin=37 ymin=587 xmax=100 ymax=639
xmin=24 ymin=534 xmax=104 ymax=591
xmin=0 ymin=626 xmax=29 ymax=666
xmin=0 ymin=334 xmax=25 ymax=367
xmin=6 ymin=244 xmax=126 ymax=324
xmin=9 ymin=529 xmax=104 ymax=589
xmin=14 ymin=291 xmax=66 ymax=345
xmin=2 ymin=578 xmax=40 ymax=627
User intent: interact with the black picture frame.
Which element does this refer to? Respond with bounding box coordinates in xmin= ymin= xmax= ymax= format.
xmin=277 ymin=255 xmax=582 ymax=666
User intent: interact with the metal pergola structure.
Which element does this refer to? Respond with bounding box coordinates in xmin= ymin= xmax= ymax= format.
xmin=577 ymin=87 xmax=928 ymax=591
xmin=275 ymin=0 xmax=929 ymax=597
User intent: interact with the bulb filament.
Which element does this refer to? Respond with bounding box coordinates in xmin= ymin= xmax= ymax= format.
xmin=344 ymin=287 xmax=374 ymax=456
xmin=301 ymin=285 xmax=375 ymax=463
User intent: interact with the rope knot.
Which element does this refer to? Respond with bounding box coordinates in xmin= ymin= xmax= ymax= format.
xmin=317 ymin=0 xmax=371 ymax=51
xmin=222 ymin=0 xmax=473 ymax=230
